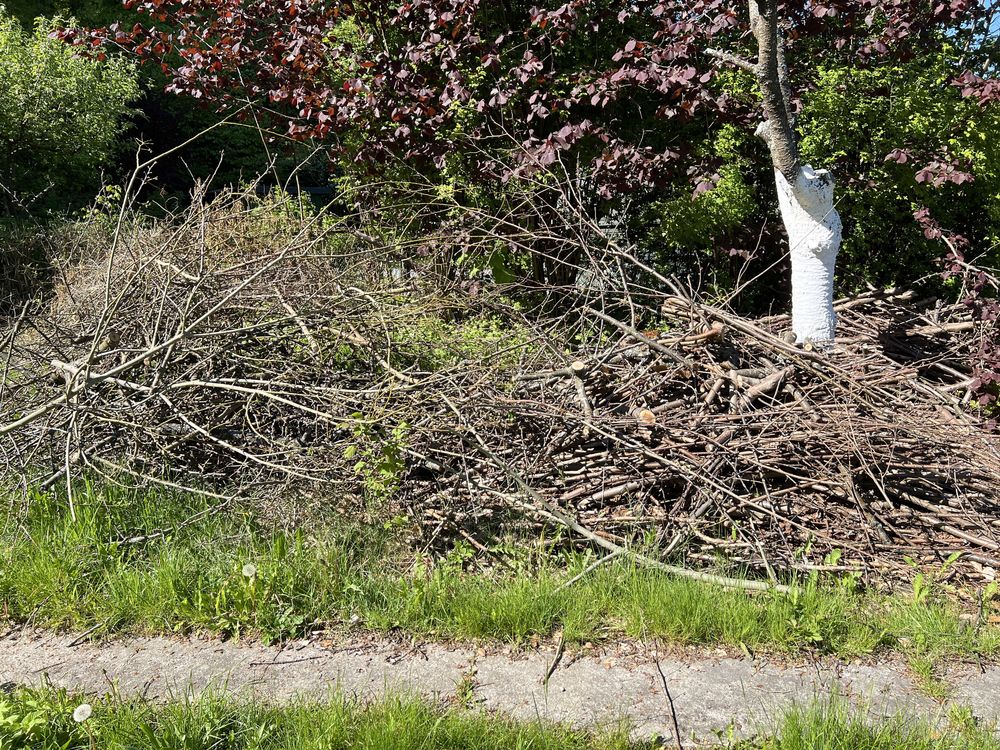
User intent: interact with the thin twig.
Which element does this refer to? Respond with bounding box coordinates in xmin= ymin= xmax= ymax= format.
xmin=654 ymin=655 xmax=684 ymax=750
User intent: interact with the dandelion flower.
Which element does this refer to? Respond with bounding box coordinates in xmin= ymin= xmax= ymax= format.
xmin=73 ymin=704 xmax=93 ymax=723
xmin=242 ymin=563 xmax=257 ymax=578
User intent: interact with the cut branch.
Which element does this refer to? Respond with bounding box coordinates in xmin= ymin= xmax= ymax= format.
xmin=705 ymin=47 xmax=757 ymax=73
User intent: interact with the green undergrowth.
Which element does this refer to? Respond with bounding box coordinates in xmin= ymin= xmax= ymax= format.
xmin=0 ymin=687 xmax=997 ymax=750
xmin=1 ymin=484 xmax=999 ymax=663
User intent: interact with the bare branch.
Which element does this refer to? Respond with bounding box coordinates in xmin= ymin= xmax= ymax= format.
xmin=705 ymin=47 xmax=757 ymax=73
xmin=2 ymin=147 xmax=997 ymax=590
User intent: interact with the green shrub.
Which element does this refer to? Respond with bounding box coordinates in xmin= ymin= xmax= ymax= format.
xmin=0 ymin=6 xmax=139 ymax=214
xmin=797 ymin=48 xmax=1000 ymax=289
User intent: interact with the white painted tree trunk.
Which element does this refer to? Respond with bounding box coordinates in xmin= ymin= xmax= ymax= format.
xmin=774 ymin=164 xmax=842 ymax=343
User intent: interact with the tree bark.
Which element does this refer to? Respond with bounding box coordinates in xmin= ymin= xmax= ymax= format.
xmin=749 ymin=0 xmax=798 ymax=179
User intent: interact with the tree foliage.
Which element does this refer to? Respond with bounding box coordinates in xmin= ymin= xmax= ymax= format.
xmin=0 ymin=5 xmax=139 ymax=214
xmin=60 ymin=0 xmax=998 ymax=183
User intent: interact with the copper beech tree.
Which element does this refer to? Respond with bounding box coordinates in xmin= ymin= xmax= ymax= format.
xmin=60 ymin=0 xmax=997 ymax=343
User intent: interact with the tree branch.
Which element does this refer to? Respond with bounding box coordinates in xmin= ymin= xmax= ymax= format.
xmin=705 ymin=47 xmax=757 ymax=73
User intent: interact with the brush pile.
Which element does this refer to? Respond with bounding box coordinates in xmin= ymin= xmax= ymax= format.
xmin=2 ymin=191 xmax=998 ymax=585
xmin=481 ymin=289 xmax=1000 ymax=583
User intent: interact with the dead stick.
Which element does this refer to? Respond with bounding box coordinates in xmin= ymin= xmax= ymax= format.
xmin=746 ymin=366 xmax=793 ymax=402
xmin=68 ymin=622 xmax=105 ymax=647
xmin=553 ymin=549 xmax=625 ymax=593
xmin=541 ymin=631 xmax=566 ymax=687
xmin=583 ymin=307 xmax=694 ymax=369
xmin=654 ymin=656 xmax=684 ymax=750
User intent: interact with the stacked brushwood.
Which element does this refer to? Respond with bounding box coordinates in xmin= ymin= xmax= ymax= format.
xmin=479 ymin=289 xmax=1000 ymax=584
xmin=2 ymin=191 xmax=998 ymax=586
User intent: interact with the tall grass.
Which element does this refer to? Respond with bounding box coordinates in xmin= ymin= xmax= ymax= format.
xmin=759 ymin=701 xmax=1000 ymax=750
xmin=1 ymin=483 xmax=998 ymax=660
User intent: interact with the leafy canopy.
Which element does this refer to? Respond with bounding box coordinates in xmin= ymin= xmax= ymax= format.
xmin=59 ymin=1 xmax=997 ymax=189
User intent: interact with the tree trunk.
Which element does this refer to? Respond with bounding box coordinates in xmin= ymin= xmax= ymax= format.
xmin=750 ymin=0 xmax=842 ymax=343
xmin=708 ymin=3 xmax=842 ymax=342
xmin=775 ymin=165 xmax=842 ymax=342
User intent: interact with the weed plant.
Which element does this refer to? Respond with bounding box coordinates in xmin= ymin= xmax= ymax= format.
xmin=0 ymin=687 xmax=997 ymax=750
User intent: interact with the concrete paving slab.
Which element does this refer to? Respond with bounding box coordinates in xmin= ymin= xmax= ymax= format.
xmin=0 ymin=630 xmax=994 ymax=744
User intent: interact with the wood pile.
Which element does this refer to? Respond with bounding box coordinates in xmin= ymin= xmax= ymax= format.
xmin=2 ymin=192 xmax=997 ymax=585
xmin=413 ymin=288 xmax=1000 ymax=584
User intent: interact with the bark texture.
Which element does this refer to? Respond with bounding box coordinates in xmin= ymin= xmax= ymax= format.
xmin=749 ymin=0 xmax=799 ymax=180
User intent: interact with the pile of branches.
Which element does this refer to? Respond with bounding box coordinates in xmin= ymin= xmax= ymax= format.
xmin=0 ymin=187 xmax=553 ymax=512
xmin=2 ymin=187 xmax=999 ymax=587
xmin=487 ymin=288 xmax=1000 ymax=585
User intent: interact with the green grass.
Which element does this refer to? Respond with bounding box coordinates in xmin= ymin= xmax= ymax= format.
xmin=0 ymin=687 xmax=997 ymax=750
xmin=755 ymin=701 xmax=1000 ymax=750
xmin=1 ymin=483 xmax=999 ymax=662
xmin=908 ymin=654 xmax=954 ymax=702
xmin=0 ymin=686 xmax=641 ymax=750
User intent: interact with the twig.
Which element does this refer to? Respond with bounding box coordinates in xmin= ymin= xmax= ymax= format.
xmin=249 ymin=656 xmax=322 ymax=667
xmin=553 ymin=550 xmax=624 ymax=593
xmin=654 ymin=655 xmax=684 ymax=750
xmin=583 ymin=307 xmax=695 ymax=369
xmin=68 ymin=623 xmax=105 ymax=647
xmin=706 ymin=47 xmax=757 ymax=72
xmin=441 ymin=394 xmax=792 ymax=594
xmin=541 ymin=631 xmax=566 ymax=686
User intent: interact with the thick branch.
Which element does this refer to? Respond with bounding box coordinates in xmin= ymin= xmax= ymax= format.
xmin=749 ymin=0 xmax=799 ymax=179
xmin=706 ymin=47 xmax=757 ymax=73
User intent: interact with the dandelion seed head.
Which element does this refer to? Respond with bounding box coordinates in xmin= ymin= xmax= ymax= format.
xmin=242 ymin=563 xmax=257 ymax=578
xmin=73 ymin=704 xmax=92 ymax=723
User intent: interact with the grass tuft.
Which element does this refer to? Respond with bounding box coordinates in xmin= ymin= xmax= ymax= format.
xmin=756 ymin=699 xmax=1000 ymax=750
xmin=0 ymin=686 xmax=641 ymax=750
